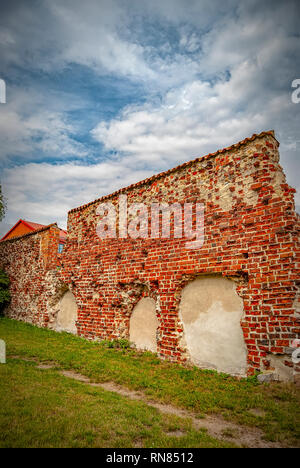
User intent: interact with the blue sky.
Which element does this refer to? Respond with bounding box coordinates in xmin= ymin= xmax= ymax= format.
xmin=0 ymin=0 xmax=299 ymax=236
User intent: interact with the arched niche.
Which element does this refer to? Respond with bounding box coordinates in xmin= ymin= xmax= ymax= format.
xmin=179 ymin=276 xmax=247 ymax=376
xmin=56 ymin=290 xmax=78 ymax=334
xmin=129 ymin=297 xmax=158 ymax=352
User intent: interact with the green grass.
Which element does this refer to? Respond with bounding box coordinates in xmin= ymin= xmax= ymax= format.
xmin=1 ymin=359 xmax=234 ymax=448
xmin=0 ymin=317 xmax=299 ymax=447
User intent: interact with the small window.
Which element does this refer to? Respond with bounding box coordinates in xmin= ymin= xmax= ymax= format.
xmin=58 ymin=243 xmax=64 ymax=253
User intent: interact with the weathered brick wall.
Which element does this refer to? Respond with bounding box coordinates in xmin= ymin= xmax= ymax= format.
xmin=0 ymin=131 xmax=299 ymax=380
xmin=59 ymin=131 xmax=299 ymax=377
xmin=0 ymin=224 xmax=62 ymax=327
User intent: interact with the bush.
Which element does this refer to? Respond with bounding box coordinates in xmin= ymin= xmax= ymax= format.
xmin=0 ymin=270 xmax=10 ymax=316
xmin=102 ymin=338 xmax=131 ymax=349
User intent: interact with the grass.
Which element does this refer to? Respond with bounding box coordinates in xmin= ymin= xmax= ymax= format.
xmin=0 ymin=359 xmax=234 ymax=448
xmin=0 ymin=317 xmax=299 ymax=447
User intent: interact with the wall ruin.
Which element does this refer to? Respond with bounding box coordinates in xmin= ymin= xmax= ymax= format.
xmin=0 ymin=224 xmax=62 ymax=327
xmin=0 ymin=131 xmax=299 ymax=381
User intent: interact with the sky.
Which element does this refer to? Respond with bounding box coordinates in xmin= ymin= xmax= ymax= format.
xmin=0 ymin=0 xmax=299 ymax=236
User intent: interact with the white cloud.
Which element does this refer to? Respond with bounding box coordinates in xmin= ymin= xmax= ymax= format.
xmin=0 ymin=1 xmax=238 ymax=89
xmin=49 ymin=2 xmax=156 ymax=81
xmin=0 ymin=87 xmax=88 ymax=164
xmin=0 ymin=0 xmax=299 ymax=233
xmin=91 ymin=72 xmax=294 ymax=173
xmin=89 ymin=0 xmax=300 ymax=204
xmin=1 ymin=161 xmax=153 ymax=229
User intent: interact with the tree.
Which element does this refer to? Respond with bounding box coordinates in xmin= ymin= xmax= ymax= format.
xmin=0 ymin=270 xmax=10 ymax=316
xmin=0 ymin=184 xmax=6 ymax=221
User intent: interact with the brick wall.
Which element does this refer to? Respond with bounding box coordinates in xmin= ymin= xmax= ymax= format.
xmin=1 ymin=131 xmax=299 ymax=379
xmin=0 ymin=224 xmax=61 ymax=327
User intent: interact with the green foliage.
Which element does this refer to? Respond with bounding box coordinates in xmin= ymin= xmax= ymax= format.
xmin=103 ymin=338 xmax=131 ymax=349
xmin=0 ymin=270 xmax=10 ymax=315
xmin=245 ymin=372 xmax=260 ymax=385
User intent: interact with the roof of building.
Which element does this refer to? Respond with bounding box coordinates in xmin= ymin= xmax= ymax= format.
xmin=69 ymin=130 xmax=278 ymax=214
xmin=0 ymin=219 xmax=67 ymax=242
xmin=22 ymin=220 xmax=48 ymax=231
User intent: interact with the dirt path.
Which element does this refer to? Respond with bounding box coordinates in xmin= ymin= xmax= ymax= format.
xmin=59 ymin=369 xmax=284 ymax=448
xmin=11 ymin=356 xmax=285 ymax=448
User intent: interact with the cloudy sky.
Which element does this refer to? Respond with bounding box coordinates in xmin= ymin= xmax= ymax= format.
xmin=0 ymin=0 xmax=299 ymax=236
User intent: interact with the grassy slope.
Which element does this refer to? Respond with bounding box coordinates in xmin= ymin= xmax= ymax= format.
xmin=1 ymin=359 xmax=235 ymax=448
xmin=0 ymin=318 xmax=299 ymax=446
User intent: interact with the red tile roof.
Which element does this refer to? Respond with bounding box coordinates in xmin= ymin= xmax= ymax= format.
xmin=0 ymin=223 xmax=58 ymax=243
xmin=23 ymin=220 xmax=67 ymax=242
xmin=22 ymin=220 xmax=48 ymax=231
xmin=0 ymin=219 xmax=67 ymax=242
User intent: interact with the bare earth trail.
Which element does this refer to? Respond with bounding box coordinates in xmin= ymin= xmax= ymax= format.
xmin=11 ymin=356 xmax=286 ymax=448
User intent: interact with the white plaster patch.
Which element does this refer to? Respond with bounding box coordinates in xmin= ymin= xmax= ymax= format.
xmin=56 ymin=290 xmax=78 ymax=334
xmin=129 ymin=297 xmax=158 ymax=352
xmin=179 ymin=277 xmax=247 ymax=376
